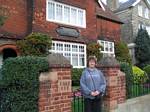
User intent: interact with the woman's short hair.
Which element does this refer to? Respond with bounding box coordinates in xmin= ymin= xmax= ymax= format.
xmin=87 ymin=56 xmax=97 ymax=64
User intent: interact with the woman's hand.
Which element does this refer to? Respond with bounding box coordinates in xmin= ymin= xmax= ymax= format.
xmin=91 ymin=91 xmax=97 ymax=96
xmin=95 ymin=91 xmax=100 ymax=96
xmin=91 ymin=91 xmax=100 ymax=96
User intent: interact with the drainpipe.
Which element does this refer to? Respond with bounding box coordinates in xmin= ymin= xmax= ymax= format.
xmin=26 ymin=0 xmax=34 ymax=35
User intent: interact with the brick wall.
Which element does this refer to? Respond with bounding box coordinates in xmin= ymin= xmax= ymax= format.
xmin=39 ymin=54 xmax=72 ymax=112
xmin=97 ymin=57 xmax=126 ymax=112
xmin=33 ymin=0 xmax=97 ymax=41
xmin=0 ymin=0 xmax=30 ymax=38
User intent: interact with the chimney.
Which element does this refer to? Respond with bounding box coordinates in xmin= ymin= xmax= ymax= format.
xmin=106 ymin=0 xmax=119 ymax=11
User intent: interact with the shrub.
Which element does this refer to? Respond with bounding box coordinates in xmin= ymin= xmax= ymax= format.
xmin=120 ymin=62 xmax=133 ymax=83
xmin=115 ymin=41 xmax=132 ymax=64
xmin=132 ymin=66 xmax=148 ymax=84
xmin=143 ymin=65 xmax=150 ymax=76
xmin=87 ymin=42 xmax=102 ymax=62
xmin=0 ymin=56 xmax=49 ymax=112
xmin=17 ymin=32 xmax=52 ymax=56
xmin=72 ymin=68 xmax=84 ymax=86
xmin=135 ymin=28 xmax=150 ymax=67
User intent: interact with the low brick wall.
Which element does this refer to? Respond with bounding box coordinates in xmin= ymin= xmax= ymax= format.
xmin=38 ymin=54 xmax=72 ymax=112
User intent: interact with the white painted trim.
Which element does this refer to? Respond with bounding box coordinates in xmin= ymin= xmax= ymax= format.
xmin=46 ymin=0 xmax=86 ymax=28
xmin=50 ymin=41 xmax=86 ymax=68
xmin=98 ymin=40 xmax=115 ymax=55
xmin=98 ymin=0 xmax=105 ymax=11
xmin=132 ymin=0 xmax=141 ymax=6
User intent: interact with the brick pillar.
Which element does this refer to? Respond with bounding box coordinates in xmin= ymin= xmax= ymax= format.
xmin=97 ymin=57 xmax=126 ymax=112
xmin=38 ymin=54 xmax=72 ymax=112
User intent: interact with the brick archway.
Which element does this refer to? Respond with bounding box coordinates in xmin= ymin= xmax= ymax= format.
xmin=0 ymin=44 xmax=19 ymax=55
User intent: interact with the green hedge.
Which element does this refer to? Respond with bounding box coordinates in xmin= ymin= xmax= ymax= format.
xmin=120 ymin=62 xmax=133 ymax=83
xmin=132 ymin=66 xmax=148 ymax=84
xmin=72 ymin=68 xmax=83 ymax=86
xmin=0 ymin=56 xmax=49 ymax=112
xmin=143 ymin=65 xmax=150 ymax=75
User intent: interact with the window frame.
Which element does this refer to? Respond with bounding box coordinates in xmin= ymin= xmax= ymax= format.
xmin=145 ymin=8 xmax=149 ymax=19
xmin=98 ymin=40 xmax=115 ymax=56
xmin=46 ymin=0 xmax=86 ymax=28
xmin=138 ymin=5 xmax=143 ymax=17
xmin=50 ymin=41 xmax=87 ymax=68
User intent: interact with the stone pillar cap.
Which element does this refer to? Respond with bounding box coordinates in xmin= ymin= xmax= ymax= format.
xmin=97 ymin=57 xmax=120 ymax=67
xmin=47 ymin=53 xmax=72 ymax=68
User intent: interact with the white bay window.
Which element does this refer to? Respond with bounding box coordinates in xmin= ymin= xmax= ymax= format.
xmin=51 ymin=41 xmax=86 ymax=68
xmin=46 ymin=0 xmax=86 ymax=28
xmin=98 ymin=40 xmax=115 ymax=57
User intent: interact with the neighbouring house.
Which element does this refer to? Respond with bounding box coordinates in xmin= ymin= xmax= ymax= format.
xmin=106 ymin=0 xmax=150 ymax=64
xmin=0 ymin=0 xmax=122 ymax=68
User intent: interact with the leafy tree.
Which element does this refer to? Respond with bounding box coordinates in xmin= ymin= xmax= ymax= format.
xmin=115 ymin=41 xmax=132 ymax=64
xmin=135 ymin=28 xmax=150 ymax=67
xmin=16 ymin=33 xmax=52 ymax=56
xmin=87 ymin=42 xmax=102 ymax=62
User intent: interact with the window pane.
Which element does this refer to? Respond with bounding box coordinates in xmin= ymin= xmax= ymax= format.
xmin=72 ymin=45 xmax=78 ymax=52
xmin=64 ymin=53 xmax=71 ymax=62
xmin=71 ymin=8 xmax=77 ymax=24
xmin=105 ymin=42 xmax=108 ymax=51
xmin=79 ymin=54 xmax=84 ymax=66
xmin=56 ymin=4 xmax=63 ymax=21
xmin=109 ymin=43 xmax=113 ymax=52
xmin=72 ymin=54 xmax=78 ymax=66
xmin=52 ymin=43 xmax=55 ymax=50
xmin=78 ymin=10 xmax=84 ymax=26
xmin=138 ymin=5 xmax=142 ymax=16
xmin=64 ymin=44 xmax=71 ymax=51
xmin=48 ymin=2 xmax=55 ymax=19
xmin=64 ymin=6 xmax=70 ymax=23
xmin=79 ymin=46 xmax=84 ymax=52
xmin=100 ymin=41 xmax=104 ymax=51
xmin=56 ymin=43 xmax=63 ymax=51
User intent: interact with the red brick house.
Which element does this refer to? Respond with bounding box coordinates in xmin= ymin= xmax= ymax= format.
xmin=0 ymin=0 xmax=122 ymax=68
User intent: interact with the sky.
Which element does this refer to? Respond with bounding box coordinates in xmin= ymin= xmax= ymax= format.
xmin=101 ymin=0 xmax=129 ymax=4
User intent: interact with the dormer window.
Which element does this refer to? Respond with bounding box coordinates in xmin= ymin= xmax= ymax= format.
xmin=46 ymin=0 xmax=86 ymax=28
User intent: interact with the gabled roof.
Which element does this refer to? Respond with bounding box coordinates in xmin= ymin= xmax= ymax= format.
xmin=115 ymin=0 xmax=141 ymax=12
xmin=96 ymin=1 xmax=123 ymax=24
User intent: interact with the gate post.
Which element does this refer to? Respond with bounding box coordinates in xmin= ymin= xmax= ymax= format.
xmin=97 ymin=57 xmax=126 ymax=112
xmin=38 ymin=54 xmax=72 ymax=112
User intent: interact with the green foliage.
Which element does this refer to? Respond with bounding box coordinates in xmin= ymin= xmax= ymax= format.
xmin=143 ymin=65 xmax=150 ymax=75
xmin=120 ymin=62 xmax=134 ymax=83
xmin=87 ymin=42 xmax=102 ymax=62
xmin=17 ymin=33 xmax=52 ymax=56
xmin=0 ymin=15 xmax=6 ymax=26
xmin=135 ymin=28 xmax=150 ymax=67
xmin=115 ymin=41 xmax=132 ymax=64
xmin=72 ymin=68 xmax=83 ymax=86
xmin=132 ymin=66 xmax=148 ymax=84
xmin=0 ymin=7 xmax=8 ymax=26
xmin=0 ymin=56 xmax=49 ymax=112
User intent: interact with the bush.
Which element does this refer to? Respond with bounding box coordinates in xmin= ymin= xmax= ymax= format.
xmin=17 ymin=32 xmax=52 ymax=56
xmin=120 ymin=62 xmax=133 ymax=83
xmin=115 ymin=41 xmax=132 ymax=64
xmin=143 ymin=65 xmax=150 ymax=76
xmin=72 ymin=68 xmax=83 ymax=86
xmin=87 ymin=42 xmax=102 ymax=62
xmin=135 ymin=28 xmax=150 ymax=67
xmin=132 ymin=66 xmax=148 ymax=84
xmin=0 ymin=56 xmax=49 ymax=112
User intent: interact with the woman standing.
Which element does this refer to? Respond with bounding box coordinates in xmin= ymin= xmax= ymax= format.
xmin=80 ymin=56 xmax=106 ymax=112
